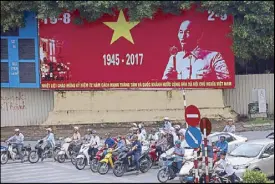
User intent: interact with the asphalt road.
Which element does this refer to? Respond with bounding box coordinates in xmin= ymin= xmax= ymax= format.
xmin=1 ymin=130 xmax=273 ymax=183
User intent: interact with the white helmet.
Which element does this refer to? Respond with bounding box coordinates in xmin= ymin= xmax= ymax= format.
xmin=46 ymin=128 xmax=52 ymax=132
xmin=132 ymin=123 xmax=138 ymax=127
xmin=174 ymin=125 xmax=180 ymax=130
xmin=138 ymin=123 xmax=144 ymax=129
xmin=164 ymin=117 xmax=169 ymax=120
xmin=74 ymin=126 xmax=79 ymax=130
xmin=14 ymin=128 xmax=20 ymax=132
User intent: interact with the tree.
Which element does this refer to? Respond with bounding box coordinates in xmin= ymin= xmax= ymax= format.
xmin=1 ymin=1 xmax=274 ymax=61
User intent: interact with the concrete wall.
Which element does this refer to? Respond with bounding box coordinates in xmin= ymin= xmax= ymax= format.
xmin=1 ymin=88 xmax=54 ymax=127
xmin=43 ymin=89 xmax=235 ymax=125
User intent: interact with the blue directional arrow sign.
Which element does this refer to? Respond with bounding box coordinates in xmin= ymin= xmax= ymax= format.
xmin=185 ymin=126 xmax=202 ymax=149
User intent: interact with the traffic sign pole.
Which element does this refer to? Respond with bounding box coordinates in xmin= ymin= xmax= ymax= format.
xmin=182 ymin=89 xmax=188 ymax=128
xmin=200 ymin=117 xmax=212 ymax=183
xmin=203 ymin=119 xmax=209 ymax=183
xmin=194 ymin=148 xmax=199 ymax=183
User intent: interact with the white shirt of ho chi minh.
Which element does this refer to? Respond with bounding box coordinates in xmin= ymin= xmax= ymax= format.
xmin=162 ymin=47 xmax=230 ymax=80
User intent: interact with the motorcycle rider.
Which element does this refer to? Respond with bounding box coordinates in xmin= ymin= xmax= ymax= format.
xmin=137 ymin=128 xmax=146 ymax=143
xmin=6 ymin=128 xmax=24 ymax=163
xmin=69 ymin=126 xmax=81 ymax=151
xmin=104 ymin=133 xmax=116 ymax=148
xmin=138 ymin=123 xmax=147 ymax=138
xmin=44 ymin=128 xmax=55 ymax=150
xmin=84 ymin=128 xmax=93 ymax=142
xmin=174 ymin=125 xmax=182 ymax=140
xmin=199 ymin=137 xmax=214 ymax=169
xmin=167 ymin=127 xmax=178 ymax=149
xmin=170 ymin=140 xmax=185 ymax=180
xmin=213 ymin=151 xmax=237 ymax=183
xmin=71 ymin=126 xmax=81 ymax=141
xmin=129 ymin=134 xmax=142 ymax=175
xmin=163 ymin=117 xmax=172 ymax=131
xmin=223 ymin=119 xmax=236 ymax=133
xmin=155 ymin=132 xmax=168 ymax=158
xmin=148 ymin=128 xmax=159 ymax=142
xmin=89 ymin=130 xmax=100 ymax=157
xmin=114 ymin=135 xmax=126 ymax=153
xmin=215 ymin=135 xmax=228 ymax=158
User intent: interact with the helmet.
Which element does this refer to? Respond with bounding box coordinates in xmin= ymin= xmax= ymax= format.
xmin=175 ymin=140 xmax=181 ymax=145
xmin=132 ymin=127 xmax=139 ymax=131
xmin=46 ymin=128 xmax=52 ymax=132
xmin=164 ymin=117 xmax=169 ymax=120
xmin=92 ymin=130 xmax=96 ymax=134
xmin=174 ymin=125 xmax=180 ymax=130
xmin=138 ymin=123 xmax=144 ymax=129
xmin=14 ymin=128 xmax=20 ymax=132
xmin=132 ymin=123 xmax=138 ymax=127
xmin=220 ymin=135 xmax=226 ymax=139
xmin=74 ymin=126 xmax=79 ymax=130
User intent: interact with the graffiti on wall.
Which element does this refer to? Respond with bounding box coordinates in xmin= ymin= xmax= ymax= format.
xmin=1 ymin=92 xmax=26 ymax=111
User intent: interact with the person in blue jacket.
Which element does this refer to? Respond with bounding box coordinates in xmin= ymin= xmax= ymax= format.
xmin=128 ymin=135 xmax=142 ymax=175
xmin=104 ymin=133 xmax=116 ymax=148
xmin=215 ymin=135 xmax=228 ymax=158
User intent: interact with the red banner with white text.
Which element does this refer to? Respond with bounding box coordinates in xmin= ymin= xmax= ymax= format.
xmin=39 ymin=7 xmax=234 ymax=90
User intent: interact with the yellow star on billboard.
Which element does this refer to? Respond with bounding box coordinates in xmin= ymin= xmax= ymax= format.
xmin=103 ymin=10 xmax=140 ymax=44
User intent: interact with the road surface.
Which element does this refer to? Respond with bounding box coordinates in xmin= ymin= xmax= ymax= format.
xmin=1 ymin=130 xmax=272 ymax=183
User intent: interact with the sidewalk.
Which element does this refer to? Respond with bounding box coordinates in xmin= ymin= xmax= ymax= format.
xmin=1 ymin=119 xmax=273 ymax=141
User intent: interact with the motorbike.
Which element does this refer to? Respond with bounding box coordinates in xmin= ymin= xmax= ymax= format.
xmin=157 ymin=155 xmax=182 ymax=183
xmin=97 ymin=148 xmax=119 ymax=175
xmin=28 ymin=139 xmax=61 ymax=163
xmin=209 ymin=168 xmax=242 ymax=183
xmin=1 ymin=142 xmax=31 ymax=164
xmin=75 ymin=142 xmax=93 ymax=170
xmin=178 ymin=157 xmax=195 ymax=183
xmin=113 ymin=147 xmax=151 ymax=177
xmin=212 ymin=147 xmax=220 ymax=165
xmin=90 ymin=147 xmax=107 ymax=173
xmin=57 ymin=138 xmax=81 ymax=165
xmin=148 ymin=143 xmax=161 ymax=166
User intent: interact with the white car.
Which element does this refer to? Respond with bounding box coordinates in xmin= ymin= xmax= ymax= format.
xmin=159 ymin=132 xmax=247 ymax=164
xmin=209 ymin=132 xmax=248 ymax=153
xmin=227 ymin=138 xmax=274 ymax=178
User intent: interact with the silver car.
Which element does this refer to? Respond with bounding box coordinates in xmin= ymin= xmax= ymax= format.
xmin=227 ymin=138 xmax=274 ymax=178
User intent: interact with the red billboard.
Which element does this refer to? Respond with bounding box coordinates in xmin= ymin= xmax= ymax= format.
xmin=39 ymin=7 xmax=234 ymax=90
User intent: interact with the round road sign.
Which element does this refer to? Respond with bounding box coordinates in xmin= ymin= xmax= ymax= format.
xmin=185 ymin=105 xmax=201 ymax=127
xmin=200 ymin=117 xmax=212 ymax=136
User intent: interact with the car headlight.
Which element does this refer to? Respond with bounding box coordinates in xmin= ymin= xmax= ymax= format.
xmin=234 ymin=164 xmax=249 ymax=169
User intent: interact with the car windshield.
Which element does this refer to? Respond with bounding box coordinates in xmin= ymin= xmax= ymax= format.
xmin=229 ymin=143 xmax=264 ymax=158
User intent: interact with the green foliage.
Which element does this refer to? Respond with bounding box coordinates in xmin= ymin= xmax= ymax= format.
xmin=243 ymin=170 xmax=268 ymax=183
xmin=1 ymin=1 xmax=274 ymax=61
